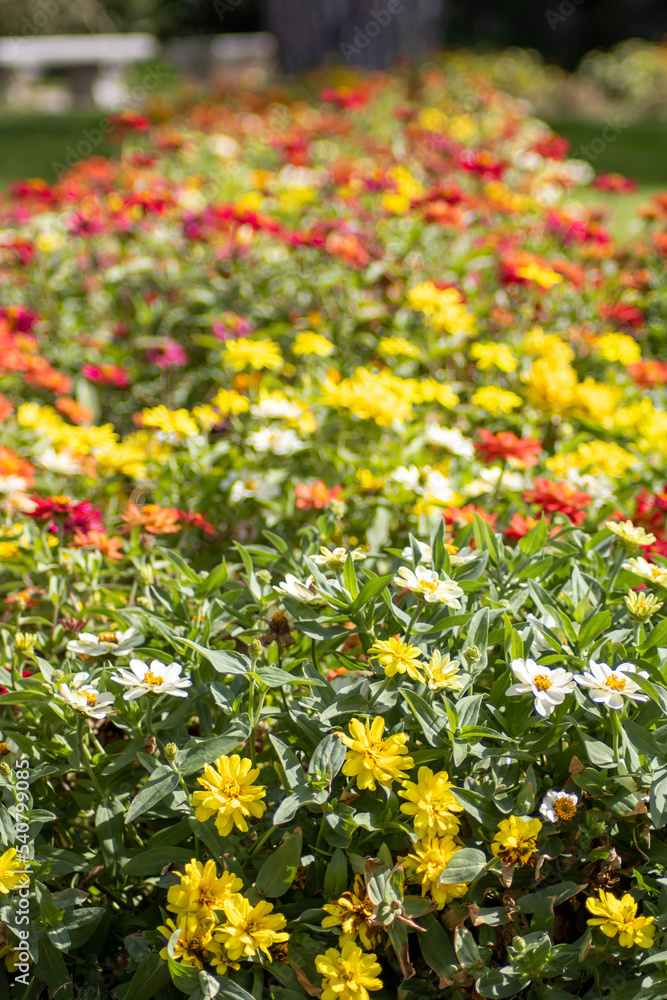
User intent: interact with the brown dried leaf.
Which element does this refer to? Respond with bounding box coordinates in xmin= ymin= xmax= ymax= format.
xmin=623 ymin=799 xmax=648 ymax=820
xmin=290 ymin=964 xmax=322 ymax=998
xmin=569 ymin=755 xmax=585 ymax=774
xmin=396 ymin=939 xmax=415 ymax=980
xmin=500 ymin=861 xmax=515 ymax=888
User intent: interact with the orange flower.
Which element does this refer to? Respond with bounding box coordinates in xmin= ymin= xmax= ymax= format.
xmin=56 ymin=396 xmax=93 ymax=425
xmin=72 ymin=530 xmax=124 ymax=563
xmin=475 ymin=430 xmax=542 ymax=468
xmin=0 ymin=395 xmax=13 ymax=423
xmin=121 ymin=503 xmax=182 ymax=535
xmin=523 ymin=478 xmax=591 ymax=526
xmin=0 ymin=447 xmax=34 ymax=487
xmin=295 ymin=480 xmax=342 ymax=511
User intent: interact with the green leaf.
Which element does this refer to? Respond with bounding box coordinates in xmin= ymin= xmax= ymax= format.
xmin=255 ymin=666 xmax=325 ymax=688
xmin=35 ymin=937 xmax=75 ymax=1000
xmin=639 ymin=618 xmax=667 ymax=652
xmin=177 ymin=638 xmax=250 ymax=675
xmin=195 ymin=561 xmax=228 ymax=599
xmin=353 ymin=573 xmax=394 ymax=611
xmin=122 ymin=847 xmax=195 ymax=876
xmin=454 ymin=926 xmax=481 ymax=969
xmin=343 ymin=553 xmax=359 ymax=601
xmin=179 ymin=720 xmax=252 ymax=776
xmin=518 ymin=514 xmax=548 ymax=556
xmin=400 ymin=688 xmax=449 ymax=747
xmin=419 ymin=914 xmax=457 ymax=984
xmin=125 ymin=765 xmax=180 ymax=825
xmin=439 ymin=848 xmax=487 ymax=884
xmin=124 ymin=953 xmax=171 ymax=1000
xmin=255 ymin=830 xmax=302 ymax=897
xmin=95 ymin=797 xmax=126 ymax=870
xmin=624 ymin=720 xmax=666 ymax=761
xmin=323 ymin=849 xmax=348 ymax=899
xmin=310 ymin=734 xmax=346 ymax=781
xmin=577 ymin=610 xmax=612 ymax=650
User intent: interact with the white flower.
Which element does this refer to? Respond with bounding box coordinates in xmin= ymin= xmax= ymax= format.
xmin=623 ymin=556 xmax=667 ymax=590
xmin=311 ymin=546 xmax=366 ymax=569
xmin=463 ymin=467 xmax=525 ymax=497
xmin=401 ymin=540 xmax=433 ymax=565
xmin=273 ymin=573 xmax=328 ymax=607
xmin=423 ymin=470 xmax=455 ymax=504
xmin=58 ymin=672 xmax=115 ymax=720
xmin=574 ymin=661 xmax=648 ymax=711
xmin=110 ymin=659 xmax=191 ymax=701
xmin=228 ymin=476 xmax=280 ymax=503
xmin=605 ymin=520 xmax=656 ymax=548
xmin=506 ymin=658 xmax=576 ymax=717
xmin=425 ymin=425 xmax=474 ymax=460
xmin=37 ymin=449 xmax=83 ymax=475
xmin=250 ymin=397 xmax=303 ymax=420
xmin=66 ymin=628 xmax=144 ymax=659
xmin=393 ymin=565 xmax=463 ymax=607
xmin=539 ymin=789 xmax=578 ymax=824
xmin=248 ymin=427 xmax=303 ymax=455
xmin=0 ymin=476 xmax=28 ymax=495
xmin=391 ymin=465 xmax=422 ymax=491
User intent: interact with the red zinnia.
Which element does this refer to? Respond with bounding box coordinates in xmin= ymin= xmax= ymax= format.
xmin=474 ymin=430 xmax=542 ymax=468
xmin=523 ymin=478 xmax=591 ymax=526
xmin=27 ymin=495 xmax=104 ymax=536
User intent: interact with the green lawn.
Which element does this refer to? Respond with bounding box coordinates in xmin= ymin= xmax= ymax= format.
xmin=0 ymin=112 xmax=114 ymax=185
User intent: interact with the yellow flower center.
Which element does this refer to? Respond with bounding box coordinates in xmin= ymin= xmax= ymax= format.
xmin=533 ymin=673 xmax=551 ymax=691
xmin=143 ymin=671 xmax=164 ymax=686
xmin=98 ymin=632 xmax=119 ymax=644
xmin=222 ymin=780 xmax=241 ymax=799
xmin=605 ymin=674 xmax=626 ymax=692
xmin=420 ymin=580 xmax=439 ymax=593
xmin=553 ymin=797 xmax=576 ymax=821
xmin=0 ymin=743 xmax=9 ymax=757
xmin=85 ymin=691 xmax=98 ymax=707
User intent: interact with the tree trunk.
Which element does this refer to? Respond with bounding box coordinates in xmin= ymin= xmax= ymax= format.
xmin=263 ymin=0 xmax=445 ymax=73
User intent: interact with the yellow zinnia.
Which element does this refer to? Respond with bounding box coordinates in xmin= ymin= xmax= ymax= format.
xmin=167 ymin=859 xmax=243 ymax=918
xmin=367 ymin=636 xmax=424 ymax=682
xmin=214 ymin=894 xmax=288 ymax=961
xmin=491 ymin=815 xmax=541 ymax=866
xmin=586 ymin=889 xmax=655 ymax=949
xmin=340 ymin=717 xmax=413 ymax=791
xmin=403 ymin=836 xmax=469 ymax=908
xmin=222 ymin=337 xmax=283 ymax=372
xmin=399 ymin=767 xmax=462 ymax=838
xmin=192 ymin=754 xmax=266 ymax=837
xmin=316 ymin=941 xmax=383 ymax=1000
xmin=0 ymin=849 xmax=27 ymax=894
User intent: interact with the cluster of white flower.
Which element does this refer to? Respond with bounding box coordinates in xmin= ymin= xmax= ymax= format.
xmin=508 ymin=657 xmax=648 ymax=716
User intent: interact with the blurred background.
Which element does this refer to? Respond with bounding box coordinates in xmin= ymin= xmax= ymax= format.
xmin=1 ymin=0 xmax=667 ymax=226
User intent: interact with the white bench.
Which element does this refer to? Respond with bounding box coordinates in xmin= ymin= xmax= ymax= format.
xmin=0 ymin=33 xmax=158 ymax=106
xmin=165 ymin=32 xmax=278 ymax=85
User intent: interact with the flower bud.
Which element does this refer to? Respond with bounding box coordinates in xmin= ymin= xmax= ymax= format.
xmin=0 ymin=762 xmax=10 ymax=777
xmin=248 ymin=637 xmax=263 ymax=660
xmin=139 ymin=565 xmax=154 ymax=585
xmin=136 ymin=596 xmax=152 ymax=608
xmin=164 ymin=742 xmax=178 ymax=762
xmin=625 ymin=589 xmax=663 ymax=623
xmin=51 ymin=669 xmax=64 ymax=683
xmin=257 ymin=569 xmax=272 ymax=585
xmin=464 ymin=645 xmax=481 ymax=663
xmin=15 ymin=632 xmax=36 ymax=654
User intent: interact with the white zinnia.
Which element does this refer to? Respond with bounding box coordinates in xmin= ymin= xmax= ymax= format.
xmin=401 ymin=541 xmax=433 ymax=566
xmin=274 ymin=573 xmax=328 ymax=607
xmin=311 ymin=547 xmax=366 ymax=569
xmin=623 ymin=556 xmax=667 ymax=590
xmin=539 ymin=789 xmax=578 ymax=824
xmin=58 ymin=672 xmax=115 ymax=721
xmin=248 ymin=427 xmax=303 ymax=455
xmin=393 ymin=566 xmax=463 ymax=608
xmin=574 ymin=661 xmax=648 ymax=711
xmin=110 ymin=659 xmax=191 ymax=701
xmin=67 ymin=628 xmax=144 ymax=659
xmin=425 ymin=425 xmax=474 ymax=460
xmin=506 ymin=658 xmax=576 ymax=717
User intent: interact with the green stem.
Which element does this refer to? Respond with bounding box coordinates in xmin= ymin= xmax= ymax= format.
xmin=76 ymin=717 xmax=106 ymax=800
xmin=611 ymin=711 xmax=622 ymax=762
xmin=248 ymin=825 xmax=274 ymax=858
xmin=248 ymin=675 xmax=256 ymax=768
xmin=405 ymin=605 xmax=421 ymax=640
xmin=607 ymin=550 xmax=627 ymax=594
xmin=490 ymin=459 xmax=507 ymax=505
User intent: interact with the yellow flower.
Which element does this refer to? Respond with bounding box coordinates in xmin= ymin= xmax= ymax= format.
xmin=491 ymin=815 xmax=542 ymax=866
xmin=0 ymin=849 xmax=27 ymax=894
xmin=192 ymin=404 xmax=219 ymax=431
xmin=293 ymin=332 xmax=334 ymax=357
xmin=418 ymin=106 xmax=446 ymax=131
xmin=594 ymin=332 xmax=641 ymax=366
xmin=192 ymin=755 xmax=266 ymax=837
xmin=471 ymin=386 xmax=522 ymax=415
xmin=404 ymin=836 xmax=469 ymax=908
xmin=605 ymin=520 xmax=656 ymax=549
xmin=523 ymin=359 xmax=578 ymax=413
xmin=367 ymin=636 xmax=424 ymax=682
xmin=515 ymin=263 xmax=563 ymax=289
xmin=211 ymin=388 xmax=250 ymax=417
xmin=408 ymin=282 xmax=476 ymax=337
xmin=422 ymin=650 xmax=462 ymax=691
xmin=322 ymin=874 xmax=380 ymax=949
xmin=167 ymin=859 xmax=243 ymax=918
xmin=521 ymin=327 xmax=574 ymax=364
xmin=215 ymin=894 xmax=288 ymax=961
xmin=0 ymin=542 xmax=19 ymax=559
xmin=574 ymin=378 xmax=622 ymax=424
xmin=377 ymin=336 xmax=420 ymax=359
xmin=321 ymin=368 xmax=417 ymax=426
xmin=141 ymin=405 xmax=199 ymax=440
xmin=586 ymin=890 xmax=655 ymax=949
xmin=469 ymin=342 xmax=517 ymax=373
xmin=399 ymin=767 xmax=463 ymax=838
xmin=417 ymin=378 xmax=459 ymax=409
xmin=158 ymin=915 xmax=218 ymax=969
xmin=223 ymin=338 xmax=283 ymax=372
xmin=356 ymin=468 xmax=384 ymax=492
xmin=316 ymin=941 xmax=383 ymax=1000
xmin=625 ymin=589 xmax=663 ymax=622
xmin=340 ymin=717 xmax=413 ymax=791
xmin=546 ymin=441 xmax=636 ymax=481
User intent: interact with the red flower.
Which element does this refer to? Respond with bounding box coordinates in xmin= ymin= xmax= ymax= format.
xmin=593 ymin=173 xmax=638 ymax=193
xmin=599 ymin=302 xmax=644 ymax=328
xmin=628 ymin=360 xmax=667 ymax=389
xmin=82 ymin=364 xmax=130 ymax=388
xmin=523 ymin=478 xmax=591 ymax=525
xmin=176 ymin=510 xmax=216 ymax=536
xmin=474 ymin=430 xmax=542 ymax=468
xmin=27 ymin=495 xmax=104 ymax=536
xmin=532 ymin=134 xmax=570 ymax=160
xmin=295 ymin=481 xmax=342 ymax=511
xmin=441 ymin=504 xmax=497 ymax=528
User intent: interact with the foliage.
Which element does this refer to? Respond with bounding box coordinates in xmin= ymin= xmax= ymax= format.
xmin=1 ymin=66 xmax=667 ymax=999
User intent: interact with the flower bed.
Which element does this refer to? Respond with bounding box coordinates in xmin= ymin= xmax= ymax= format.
xmin=1 ymin=66 xmax=667 ymax=998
